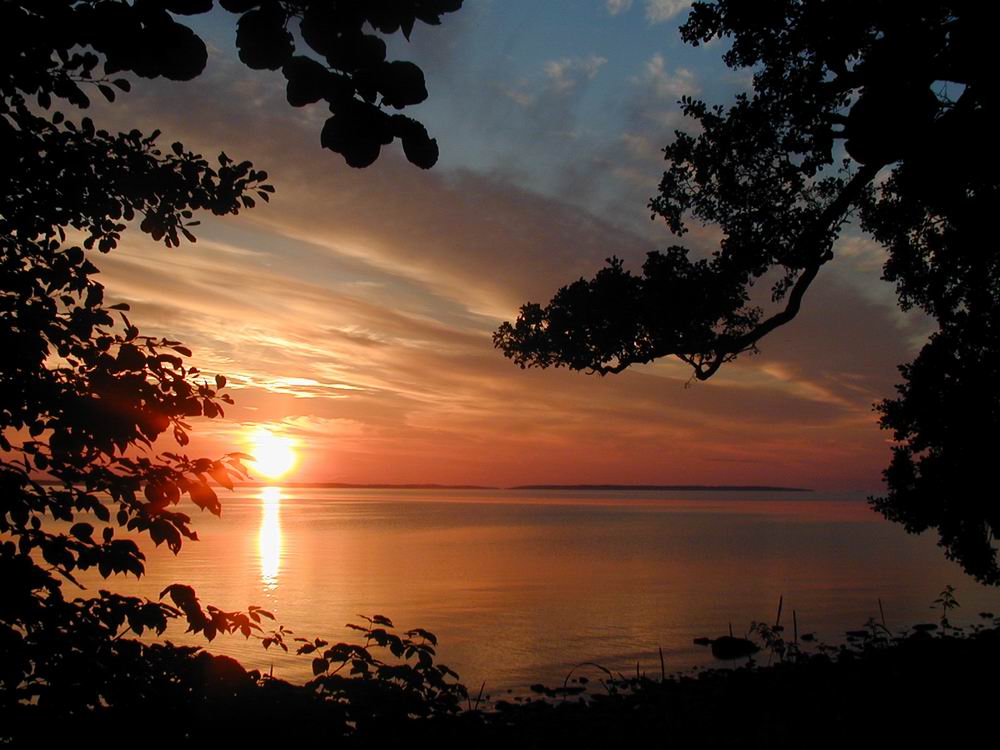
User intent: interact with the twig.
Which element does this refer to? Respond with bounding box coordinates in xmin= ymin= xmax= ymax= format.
xmin=563 ymin=661 xmax=614 ymax=692
xmin=469 ymin=680 xmax=486 ymax=711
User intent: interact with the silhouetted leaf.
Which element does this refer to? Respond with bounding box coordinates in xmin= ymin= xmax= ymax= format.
xmin=189 ymin=483 xmax=220 ymax=515
xmin=208 ymin=462 xmax=234 ymax=490
xmin=236 ymin=6 xmax=293 ymax=71
xmin=394 ymin=116 xmax=438 ymax=169
xmin=321 ymin=114 xmax=382 ymax=168
xmin=70 ymin=523 xmax=94 ymax=541
xmin=163 ymin=0 xmax=214 ymax=14
xmin=377 ymin=61 xmax=428 ymax=109
xmin=283 ymin=56 xmax=329 ymax=106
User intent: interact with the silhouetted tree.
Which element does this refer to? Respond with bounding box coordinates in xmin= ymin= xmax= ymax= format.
xmin=495 ymin=1 xmax=999 ymax=582
xmin=1 ymin=0 xmax=461 ymax=726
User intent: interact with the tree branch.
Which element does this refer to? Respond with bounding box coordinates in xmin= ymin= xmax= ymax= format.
xmin=693 ymin=162 xmax=882 ymax=380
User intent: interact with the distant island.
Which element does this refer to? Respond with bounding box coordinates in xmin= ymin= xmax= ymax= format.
xmin=236 ymin=482 xmax=498 ymax=490
xmin=239 ymin=482 xmax=813 ymax=492
xmin=232 ymin=482 xmax=813 ymax=492
xmin=508 ymin=484 xmax=813 ymax=492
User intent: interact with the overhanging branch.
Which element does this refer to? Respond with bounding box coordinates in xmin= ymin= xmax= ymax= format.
xmin=691 ymin=162 xmax=882 ymax=380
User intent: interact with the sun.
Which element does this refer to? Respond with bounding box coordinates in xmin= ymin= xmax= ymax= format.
xmin=249 ymin=427 xmax=297 ymax=480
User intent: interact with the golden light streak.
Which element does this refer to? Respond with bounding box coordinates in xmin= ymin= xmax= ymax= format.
xmin=258 ymin=486 xmax=282 ymax=590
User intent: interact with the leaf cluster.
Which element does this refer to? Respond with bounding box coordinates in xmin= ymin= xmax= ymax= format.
xmin=2 ymin=1 xmax=462 ymax=169
xmin=297 ymin=614 xmax=468 ymax=724
xmin=1 ymin=0 xmax=463 ymax=718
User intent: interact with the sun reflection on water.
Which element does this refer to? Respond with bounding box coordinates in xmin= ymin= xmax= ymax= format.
xmin=258 ymin=486 xmax=282 ymax=590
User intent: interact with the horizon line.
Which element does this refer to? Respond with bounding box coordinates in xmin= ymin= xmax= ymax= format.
xmin=233 ymin=481 xmax=817 ymax=492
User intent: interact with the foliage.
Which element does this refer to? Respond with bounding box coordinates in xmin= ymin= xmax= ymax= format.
xmin=494 ymin=1 xmax=999 ymax=582
xmin=3 ymin=615 xmax=467 ymax=745
xmin=475 ymin=611 xmax=1000 ymax=749
xmin=298 ymin=614 xmax=468 ymax=723
xmin=931 ymin=583 xmax=960 ymax=632
xmin=1 ymin=0 xmax=459 ymax=170
xmin=1 ymin=0 xmax=461 ymax=721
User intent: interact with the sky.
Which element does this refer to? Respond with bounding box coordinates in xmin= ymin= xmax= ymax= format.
xmin=89 ymin=0 xmax=931 ymax=490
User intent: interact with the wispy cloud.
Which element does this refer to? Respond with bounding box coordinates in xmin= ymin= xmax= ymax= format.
xmin=644 ymin=0 xmax=694 ymax=23
xmin=76 ymin=14 xmax=910 ymax=490
xmin=606 ymin=0 xmax=693 ymax=23
xmin=606 ymin=0 xmax=633 ymax=16
xmin=643 ymin=53 xmax=700 ymax=98
xmin=503 ymin=85 xmax=536 ymax=107
xmin=544 ymin=55 xmax=608 ymax=92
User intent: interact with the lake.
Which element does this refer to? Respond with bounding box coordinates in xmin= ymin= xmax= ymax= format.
xmin=80 ymin=487 xmax=999 ymax=692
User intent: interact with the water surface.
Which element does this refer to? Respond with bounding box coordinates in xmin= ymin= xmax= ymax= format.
xmin=81 ymin=487 xmax=999 ymax=690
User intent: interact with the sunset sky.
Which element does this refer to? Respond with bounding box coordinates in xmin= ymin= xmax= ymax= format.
xmin=91 ymin=0 xmax=930 ymax=490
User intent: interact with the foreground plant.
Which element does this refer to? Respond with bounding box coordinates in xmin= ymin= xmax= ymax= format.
xmin=1 ymin=0 xmax=462 ymax=720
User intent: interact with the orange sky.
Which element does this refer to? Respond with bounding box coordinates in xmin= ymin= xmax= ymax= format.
xmin=85 ymin=3 xmax=930 ymax=491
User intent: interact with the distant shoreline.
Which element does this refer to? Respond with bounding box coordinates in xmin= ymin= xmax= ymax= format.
xmin=232 ymin=482 xmax=813 ymax=492
xmin=236 ymin=482 xmax=497 ymax=490
xmin=508 ymin=484 xmax=812 ymax=492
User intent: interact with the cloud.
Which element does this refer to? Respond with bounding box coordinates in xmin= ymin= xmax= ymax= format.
xmin=503 ymin=85 xmax=536 ymax=107
xmin=536 ymin=50 xmax=703 ymax=236
xmin=544 ymin=55 xmax=608 ymax=93
xmin=495 ymin=55 xmax=610 ymax=116
xmin=725 ymin=273 xmax=928 ymax=414
xmin=643 ymin=53 xmax=700 ymax=99
xmin=604 ymin=0 xmax=692 ymax=23
xmin=95 ymin=166 xmax=912 ymax=490
xmin=644 ymin=0 xmax=694 ymax=23
xmin=73 ymin=25 xmax=912 ymax=491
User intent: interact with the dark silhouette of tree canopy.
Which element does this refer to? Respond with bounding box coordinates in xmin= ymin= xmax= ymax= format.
xmin=1 ymin=0 xmax=462 ymax=728
xmin=494 ymin=1 xmax=1000 ymax=583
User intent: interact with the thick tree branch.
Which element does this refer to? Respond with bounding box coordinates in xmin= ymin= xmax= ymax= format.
xmin=585 ymin=164 xmax=882 ymax=380
xmin=692 ymin=162 xmax=882 ymax=380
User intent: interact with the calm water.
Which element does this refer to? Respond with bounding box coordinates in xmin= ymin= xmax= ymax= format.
xmin=77 ymin=487 xmax=999 ymax=691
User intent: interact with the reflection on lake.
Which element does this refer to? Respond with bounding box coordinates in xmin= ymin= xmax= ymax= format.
xmin=88 ymin=488 xmax=999 ymax=690
xmin=258 ymin=487 xmax=282 ymax=590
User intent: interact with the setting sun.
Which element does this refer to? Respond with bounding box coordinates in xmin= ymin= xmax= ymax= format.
xmin=249 ymin=427 xmax=297 ymax=479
